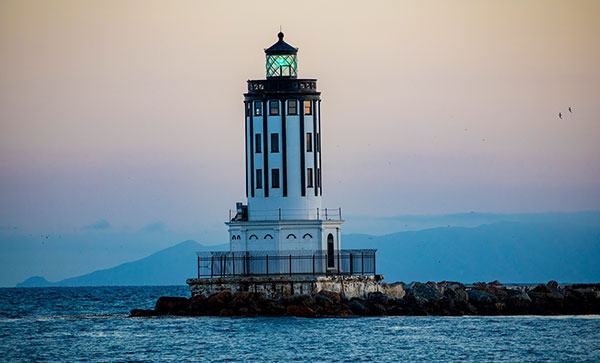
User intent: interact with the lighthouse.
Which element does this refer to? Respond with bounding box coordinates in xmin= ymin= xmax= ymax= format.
xmin=227 ymin=32 xmax=343 ymax=257
xmin=189 ymin=33 xmax=376 ymax=295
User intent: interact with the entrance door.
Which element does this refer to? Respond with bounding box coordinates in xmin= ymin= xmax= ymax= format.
xmin=327 ymin=233 xmax=335 ymax=268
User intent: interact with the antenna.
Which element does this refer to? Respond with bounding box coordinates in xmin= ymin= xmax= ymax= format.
xmin=280 ymin=25 xmax=282 ymax=33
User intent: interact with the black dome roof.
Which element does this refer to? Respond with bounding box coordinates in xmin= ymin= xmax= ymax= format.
xmin=265 ymin=32 xmax=297 ymax=55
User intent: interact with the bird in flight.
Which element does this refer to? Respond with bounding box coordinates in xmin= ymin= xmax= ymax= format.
xmin=558 ymin=112 xmax=562 ymax=119
xmin=569 ymin=106 xmax=573 ymax=113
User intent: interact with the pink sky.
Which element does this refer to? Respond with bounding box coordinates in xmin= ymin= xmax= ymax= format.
xmin=1 ymin=0 xmax=599 ymax=233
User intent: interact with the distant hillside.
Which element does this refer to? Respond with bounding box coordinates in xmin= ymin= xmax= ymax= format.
xmin=16 ymin=221 xmax=600 ymax=287
xmin=344 ymin=221 xmax=600 ymax=284
xmin=17 ymin=240 xmax=227 ymax=287
xmin=343 ymin=211 xmax=600 ymax=236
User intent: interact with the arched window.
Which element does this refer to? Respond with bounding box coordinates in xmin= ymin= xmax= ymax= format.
xmin=264 ymin=234 xmax=273 ymax=239
xmin=231 ymin=235 xmax=235 ymax=240
xmin=303 ymin=233 xmax=312 ymax=239
xmin=286 ymin=234 xmax=296 ymax=239
xmin=249 ymin=235 xmax=258 ymax=240
xmin=236 ymin=236 xmax=241 ymax=240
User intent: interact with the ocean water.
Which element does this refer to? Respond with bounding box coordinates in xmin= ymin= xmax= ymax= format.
xmin=1 ymin=286 xmax=599 ymax=362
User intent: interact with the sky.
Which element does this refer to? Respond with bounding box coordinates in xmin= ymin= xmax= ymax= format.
xmin=1 ymin=0 xmax=599 ymax=239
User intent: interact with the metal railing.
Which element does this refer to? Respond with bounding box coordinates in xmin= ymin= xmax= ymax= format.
xmin=196 ymin=249 xmax=376 ymax=278
xmin=229 ymin=208 xmax=342 ymax=222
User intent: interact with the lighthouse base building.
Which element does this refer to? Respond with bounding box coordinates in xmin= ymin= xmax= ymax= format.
xmin=187 ymin=33 xmax=385 ymax=299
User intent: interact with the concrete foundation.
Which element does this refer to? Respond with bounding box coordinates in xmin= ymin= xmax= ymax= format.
xmin=186 ymin=275 xmax=404 ymax=299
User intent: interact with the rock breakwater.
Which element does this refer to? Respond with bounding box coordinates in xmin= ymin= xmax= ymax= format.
xmin=130 ymin=281 xmax=600 ymax=317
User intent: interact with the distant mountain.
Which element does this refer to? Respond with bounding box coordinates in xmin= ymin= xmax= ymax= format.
xmin=16 ymin=220 xmax=600 ymax=287
xmin=344 ymin=221 xmax=600 ymax=284
xmin=16 ymin=240 xmax=227 ymax=287
xmin=343 ymin=211 xmax=600 ymax=236
xmin=17 ymin=276 xmax=54 ymax=287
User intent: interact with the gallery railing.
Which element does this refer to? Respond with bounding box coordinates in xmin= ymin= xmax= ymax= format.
xmin=229 ymin=208 xmax=343 ymax=222
xmin=196 ymin=249 xmax=376 ymax=278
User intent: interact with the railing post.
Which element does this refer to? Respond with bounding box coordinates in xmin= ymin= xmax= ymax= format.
xmin=266 ymin=254 xmax=269 ymax=276
xmin=279 ymin=208 xmax=281 ymax=221
xmin=312 ymin=254 xmax=315 ymax=275
xmin=337 ymin=251 xmax=341 ymax=274
xmin=325 ymin=208 xmax=328 ymax=220
xmin=289 ymin=254 xmax=292 ymax=276
xmin=350 ymin=253 xmax=353 ymax=275
xmin=317 ymin=208 xmax=319 ymax=220
xmin=339 ymin=207 xmax=342 ymax=220
xmin=361 ymin=253 xmax=364 ymax=275
xmin=210 ymin=256 xmax=214 ymax=278
xmin=229 ymin=209 xmax=232 ymax=221
xmin=222 ymin=255 xmax=226 ymax=277
xmin=197 ymin=256 xmax=200 ymax=278
xmin=232 ymin=253 xmax=235 ymax=276
xmin=373 ymin=253 xmax=376 ymax=275
xmin=243 ymin=254 xmax=246 ymax=276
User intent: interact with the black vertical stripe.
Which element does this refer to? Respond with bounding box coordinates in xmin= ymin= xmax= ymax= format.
xmin=282 ymin=100 xmax=287 ymax=197
xmin=318 ymin=100 xmax=322 ymax=196
xmin=249 ymin=102 xmax=255 ymax=197
xmin=312 ymin=99 xmax=318 ymax=196
xmin=263 ymin=100 xmax=269 ymax=197
xmin=244 ymin=102 xmax=248 ymax=198
xmin=300 ymin=100 xmax=306 ymax=197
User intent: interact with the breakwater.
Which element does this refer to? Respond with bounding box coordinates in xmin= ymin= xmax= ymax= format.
xmin=131 ymin=281 xmax=600 ymax=317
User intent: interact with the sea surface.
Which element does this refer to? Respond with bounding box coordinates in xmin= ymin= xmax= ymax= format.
xmin=1 ymin=286 xmax=599 ymax=362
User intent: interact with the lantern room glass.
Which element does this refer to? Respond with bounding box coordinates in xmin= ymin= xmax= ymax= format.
xmin=266 ymin=54 xmax=297 ymax=77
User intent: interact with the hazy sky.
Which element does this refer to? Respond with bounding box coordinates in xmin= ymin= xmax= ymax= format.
xmin=1 ymin=0 xmax=599 ymax=235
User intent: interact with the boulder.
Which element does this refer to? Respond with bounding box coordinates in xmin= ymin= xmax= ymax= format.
xmin=367 ymin=292 xmax=389 ymax=306
xmin=189 ymin=295 xmax=208 ymax=315
xmin=317 ymin=290 xmax=341 ymax=304
xmin=315 ymin=295 xmax=333 ymax=307
xmin=208 ymin=290 xmax=233 ymax=306
xmin=467 ymin=289 xmax=498 ymax=304
xmin=155 ymin=296 xmax=190 ymax=315
xmin=507 ymin=289 xmax=531 ymax=302
xmin=218 ymin=308 xmax=235 ymax=317
xmin=438 ymin=281 xmax=466 ymax=295
xmin=260 ymin=299 xmax=286 ymax=317
xmin=382 ymin=283 xmax=405 ymax=298
xmin=287 ymin=305 xmax=316 ymax=318
xmin=321 ymin=304 xmax=353 ymax=317
xmin=366 ymin=303 xmax=387 ymax=316
xmin=406 ymin=282 xmax=442 ymax=302
xmin=531 ymin=283 xmax=552 ymax=294
xmin=472 ymin=282 xmax=507 ymax=300
xmin=443 ymin=285 xmax=468 ymax=303
xmin=547 ymin=280 xmax=559 ymax=292
xmin=347 ymin=299 xmax=367 ymax=315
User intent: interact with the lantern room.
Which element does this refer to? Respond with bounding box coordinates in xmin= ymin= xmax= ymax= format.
xmin=265 ymin=32 xmax=298 ymax=78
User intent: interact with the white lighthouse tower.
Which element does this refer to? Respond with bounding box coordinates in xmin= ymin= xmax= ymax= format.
xmin=188 ymin=33 xmax=377 ymax=296
xmin=227 ymin=32 xmax=342 ymax=258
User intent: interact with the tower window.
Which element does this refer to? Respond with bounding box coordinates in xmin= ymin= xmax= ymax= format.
xmin=271 ymin=169 xmax=280 ymax=188
xmin=307 ymin=168 xmax=313 ymax=188
xmin=256 ymin=169 xmax=263 ymax=189
xmin=255 ymin=134 xmax=262 ymax=153
xmin=304 ymin=101 xmax=312 ymax=115
xmin=271 ymin=133 xmax=279 ymax=153
xmin=288 ymin=100 xmax=298 ymax=115
xmin=245 ymin=102 xmax=251 ymax=117
xmin=306 ymin=133 xmax=313 ymax=152
xmin=254 ymin=102 xmax=262 ymax=116
xmin=269 ymin=100 xmax=279 ymax=115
